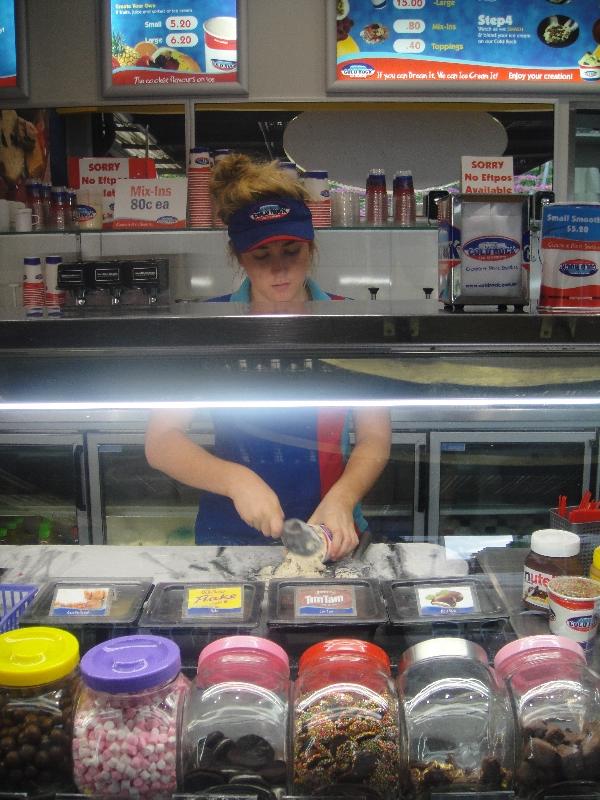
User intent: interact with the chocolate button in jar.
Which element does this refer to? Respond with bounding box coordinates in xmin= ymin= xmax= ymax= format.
xmin=228 ymin=734 xmax=275 ymax=768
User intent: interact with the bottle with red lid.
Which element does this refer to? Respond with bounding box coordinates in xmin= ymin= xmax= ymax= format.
xmin=293 ymin=638 xmax=403 ymax=798
xmin=180 ymin=635 xmax=290 ymax=795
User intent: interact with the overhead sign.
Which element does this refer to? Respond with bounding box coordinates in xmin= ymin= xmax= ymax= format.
xmin=102 ymin=0 xmax=247 ymax=95
xmin=330 ymin=0 xmax=600 ymax=92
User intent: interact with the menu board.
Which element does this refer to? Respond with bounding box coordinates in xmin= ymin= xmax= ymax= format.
xmin=0 ymin=1 xmax=27 ymax=97
xmin=329 ymin=0 xmax=600 ymax=93
xmin=101 ymin=0 xmax=247 ymax=95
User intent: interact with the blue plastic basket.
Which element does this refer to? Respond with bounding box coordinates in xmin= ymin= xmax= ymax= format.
xmin=0 ymin=584 xmax=38 ymax=633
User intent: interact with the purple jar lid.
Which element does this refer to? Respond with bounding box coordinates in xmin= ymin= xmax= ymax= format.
xmin=81 ymin=634 xmax=181 ymax=693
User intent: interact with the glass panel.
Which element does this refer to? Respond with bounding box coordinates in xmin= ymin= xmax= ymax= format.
xmin=362 ymin=443 xmax=416 ymax=542
xmin=0 ymin=444 xmax=79 ymax=544
xmin=438 ymin=440 xmax=587 ymax=542
xmin=573 ymin=108 xmax=600 ymax=202
xmin=99 ymin=444 xmax=199 ymax=545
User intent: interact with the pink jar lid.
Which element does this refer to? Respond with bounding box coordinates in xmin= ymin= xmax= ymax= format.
xmin=197 ymin=635 xmax=289 ymax=675
xmin=494 ymin=634 xmax=585 ymax=679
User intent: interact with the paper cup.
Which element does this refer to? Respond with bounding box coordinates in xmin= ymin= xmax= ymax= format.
xmin=15 ymin=208 xmax=33 ymax=232
xmin=547 ymin=576 xmax=600 ymax=653
xmin=203 ymin=16 xmax=237 ymax=74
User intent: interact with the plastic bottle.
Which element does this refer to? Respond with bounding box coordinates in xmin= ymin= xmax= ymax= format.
xmin=41 ymin=183 xmax=52 ymax=227
xmin=366 ymin=168 xmax=388 ymax=226
xmin=393 ymin=170 xmax=417 ymax=226
xmin=48 ymin=186 xmax=68 ymax=231
xmin=0 ymin=528 xmax=8 ymax=545
xmin=25 ymin=179 xmax=44 ymax=231
xmin=37 ymin=519 xmax=52 ymax=544
xmin=590 ymin=546 xmax=600 ymax=582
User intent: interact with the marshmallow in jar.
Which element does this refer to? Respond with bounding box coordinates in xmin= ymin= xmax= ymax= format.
xmin=72 ymin=634 xmax=189 ymax=799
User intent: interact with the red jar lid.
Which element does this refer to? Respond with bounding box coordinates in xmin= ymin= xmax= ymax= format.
xmin=298 ymin=638 xmax=390 ymax=674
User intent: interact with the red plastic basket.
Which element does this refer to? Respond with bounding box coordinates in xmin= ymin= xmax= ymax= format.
xmin=0 ymin=584 xmax=38 ymax=633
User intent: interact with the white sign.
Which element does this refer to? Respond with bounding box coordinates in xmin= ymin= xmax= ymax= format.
xmin=461 ymin=155 xmax=514 ymax=195
xmin=112 ymin=178 xmax=187 ymax=230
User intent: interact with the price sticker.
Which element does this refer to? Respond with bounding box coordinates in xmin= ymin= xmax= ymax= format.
xmin=393 ymin=38 xmax=426 ymax=53
xmin=183 ymin=586 xmax=244 ymax=618
xmin=394 ymin=0 xmax=426 ymax=9
xmin=166 ymin=15 xmax=198 ymax=30
xmin=393 ymin=19 xmax=425 ymax=34
xmin=165 ymin=32 xmax=198 ymax=48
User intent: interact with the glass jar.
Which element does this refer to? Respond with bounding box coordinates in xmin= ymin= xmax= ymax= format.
xmin=293 ymin=638 xmax=403 ymax=799
xmin=180 ymin=635 xmax=290 ymax=797
xmin=494 ymin=634 xmax=600 ymax=797
xmin=0 ymin=626 xmax=80 ymax=794
xmin=72 ymin=634 xmax=188 ymax=799
xmin=397 ymin=637 xmax=514 ymax=798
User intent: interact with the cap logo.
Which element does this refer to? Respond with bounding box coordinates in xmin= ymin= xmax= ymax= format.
xmin=249 ymin=203 xmax=291 ymax=223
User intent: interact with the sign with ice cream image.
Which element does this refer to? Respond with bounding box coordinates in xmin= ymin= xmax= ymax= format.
xmin=416 ymin=585 xmax=476 ymax=616
xmin=104 ymin=0 xmax=244 ymax=94
xmin=333 ymin=0 xmax=600 ymax=90
xmin=0 ymin=1 xmax=18 ymax=89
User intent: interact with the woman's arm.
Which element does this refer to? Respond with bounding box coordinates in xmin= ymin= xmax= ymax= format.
xmin=308 ymin=407 xmax=392 ymax=560
xmin=144 ymin=410 xmax=285 ymax=538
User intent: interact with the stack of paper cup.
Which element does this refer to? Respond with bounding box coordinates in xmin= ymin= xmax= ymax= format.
xmin=301 ymin=170 xmax=331 ymax=228
xmin=22 ymin=256 xmax=45 ymax=317
xmin=187 ymin=147 xmax=213 ymax=229
xmin=45 ymin=255 xmax=67 ymax=316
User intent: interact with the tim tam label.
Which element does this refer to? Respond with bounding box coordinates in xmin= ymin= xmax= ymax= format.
xmin=523 ymin=565 xmax=553 ymax=608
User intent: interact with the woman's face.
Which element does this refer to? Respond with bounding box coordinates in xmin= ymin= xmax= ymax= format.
xmin=238 ymin=239 xmax=311 ymax=303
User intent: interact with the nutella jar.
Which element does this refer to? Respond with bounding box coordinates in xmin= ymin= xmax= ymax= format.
xmin=523 ymin=528 xmax=582 ymax=610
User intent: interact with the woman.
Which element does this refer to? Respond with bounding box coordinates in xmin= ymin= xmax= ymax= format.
xmin=145 ymin=154 xmax=391 ymax=560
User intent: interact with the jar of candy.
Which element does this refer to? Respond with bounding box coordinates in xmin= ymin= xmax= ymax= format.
xmin=397 ymin=637 xmax=514 ymax=798
xmin=180 ymin=635 xmax=289 ymax=797
xmin=0 ymin=626 xmax=80 ymax=794
xmin=494 ymin=634 xmax=600 ymax=797
xmin=293 ymin=638 xmax=403 ymax=799
xmin=72 ymin=634 xmax=188 ymax=799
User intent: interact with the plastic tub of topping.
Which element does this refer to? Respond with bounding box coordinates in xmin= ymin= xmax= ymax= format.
xmin=382 ymin=576 xmax=513 ymax=658
xmin=138 ymin=581 xmax=264 ymax=669
xmin=19 ymin=578 xmax=152 ymax=654
xmin=267 ymin=578 xmax=387 ymax=654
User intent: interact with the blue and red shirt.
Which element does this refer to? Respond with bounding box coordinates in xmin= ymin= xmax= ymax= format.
xmin=196 ymin=277 xmax=363 ymax=545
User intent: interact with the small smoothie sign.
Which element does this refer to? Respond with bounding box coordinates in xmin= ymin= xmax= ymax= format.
xmin=331 ymin=0 xmax=600 ymax=92
xmin=103 ymin=0 xmax=246 ymax=94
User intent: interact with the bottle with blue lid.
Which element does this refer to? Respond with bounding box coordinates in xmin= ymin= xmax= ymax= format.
xmin=72 ymin=634 xmax=189 ymax=799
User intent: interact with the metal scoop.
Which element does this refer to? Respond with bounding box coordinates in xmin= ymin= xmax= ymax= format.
xmin=281 ymin=518 xmax=325 ymax=557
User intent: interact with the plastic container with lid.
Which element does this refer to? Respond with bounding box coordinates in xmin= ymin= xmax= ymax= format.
xmin=523 ymin=528 xmax=582 ymax=610
xmin=397 ymin=637 xmax=514 ymax=798
xmin=180 ymin=635 xmax=290 ymax=798
xmin=0 ymin=626 xmax=80 ymax=794
xmin=494 ymin=634 xmax=600 ymax=797
xmin=138 ymin=581 xmax=264 ymax=670
xmin=20 ymin=578 xmax=152 ymax=654
xmin=72 ymin=634 xmax=188 ymax=799
xmin=293 ymin=638 xmax=403 ymax=799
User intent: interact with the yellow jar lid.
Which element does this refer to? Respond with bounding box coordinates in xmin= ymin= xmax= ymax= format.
xmin=0 ymin=626 xmax=79 ymax=687
xmin=593 ymin=547 xmax=600 ymax=571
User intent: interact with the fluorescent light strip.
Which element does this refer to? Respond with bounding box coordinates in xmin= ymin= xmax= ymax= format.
xmin=1 ymin=397 xmax=600 ymax=410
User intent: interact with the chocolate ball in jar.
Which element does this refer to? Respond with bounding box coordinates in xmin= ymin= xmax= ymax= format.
xmin=0 ymin=626 xmax=80 ymax=794
xmin=72 ymin=634 xmax=189 ymax=800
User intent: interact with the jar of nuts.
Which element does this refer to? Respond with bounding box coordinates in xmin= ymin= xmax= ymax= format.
xmin=0 ymin=625 xmax=80 ymax=794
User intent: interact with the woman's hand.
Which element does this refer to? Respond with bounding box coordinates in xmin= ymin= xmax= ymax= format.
xmin=308 ymin=490 xmax=359 ymax=561
xmin=229 ymin=466 xmax=285 ymax=539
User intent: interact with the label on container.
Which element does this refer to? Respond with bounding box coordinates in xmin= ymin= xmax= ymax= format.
xmin=50 ymin=586 xmax=111 ymax=617
xmin=294 ymin=586 xmax=357 ymax=617
xmin=416 ymin=584 xmax=476 ymax=616
xmin=183 ymin=586 xmax=243 ymax=618
xmin=523 ymin=565 xmax=553 ymax=608
xmin=540 ymin=203 xmax=600 ymax=309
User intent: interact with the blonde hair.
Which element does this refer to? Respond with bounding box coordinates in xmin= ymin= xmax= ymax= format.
xmin=210 ymin=153 xmax=310 ymax=223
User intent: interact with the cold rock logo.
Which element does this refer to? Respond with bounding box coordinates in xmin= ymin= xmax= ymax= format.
xmin=559 ymin=259 xmax=598 ymax=277
xmin=211 ymin=59 xmax=236 ymax=72
xmin=463 ymin=236 xmax=520 ymax=261
xmin=250 ymin=204 xmax=290 ymax=222
xmin=340 ymin=63 xmax=376 ymax=78
xmin=75 ymin=205 xmax=97 ymax=223
xmin=567 ymin=614 xmax=597 ymax=632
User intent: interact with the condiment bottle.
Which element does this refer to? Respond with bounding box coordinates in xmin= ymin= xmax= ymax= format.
xmin=366 ymin=168 xmax=388 ymax=226
xmin=590 ymin=546 xmax=600 ymax=582
xmin=392 ymin=170 xmax=416 ymax=226
xmin=48 ymin=186 xmax=68 ymax=231
xmin=25 ymin=179 xmax=44 ymax=231
xmin=523 ymin=528 xmax=582 ymax=610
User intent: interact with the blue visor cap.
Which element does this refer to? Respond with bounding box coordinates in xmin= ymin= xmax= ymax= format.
xmin=228 ymin=197 xmax=314 ymax=253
